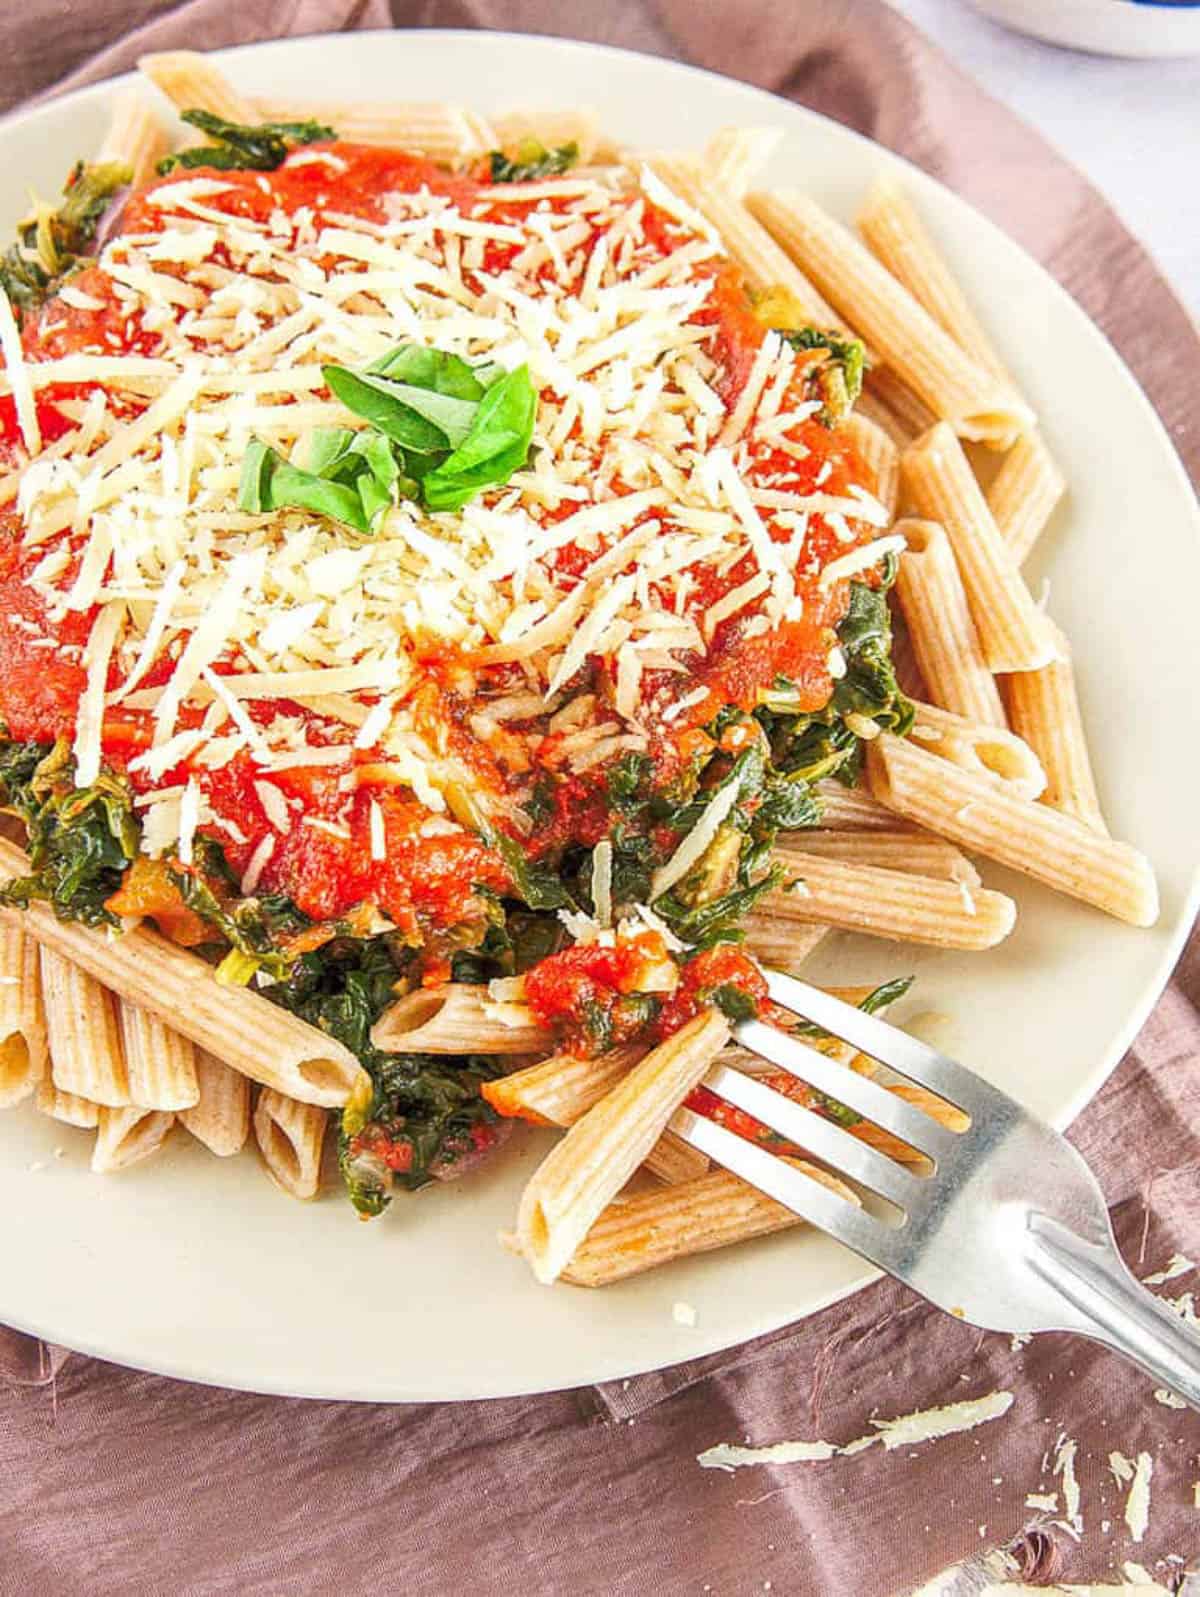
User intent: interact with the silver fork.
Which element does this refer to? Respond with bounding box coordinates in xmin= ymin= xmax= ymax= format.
xmin=670 ymin=969 xmax=1200 ymax=1411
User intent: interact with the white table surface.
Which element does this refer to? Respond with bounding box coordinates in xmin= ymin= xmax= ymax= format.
xmin=889 ymin=0 xmax=1200 ymax=317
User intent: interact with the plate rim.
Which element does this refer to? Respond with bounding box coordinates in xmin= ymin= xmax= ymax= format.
xmin=1 ymin=28 xmax=1197 ymax=1403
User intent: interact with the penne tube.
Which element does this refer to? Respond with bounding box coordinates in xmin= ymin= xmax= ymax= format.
xmin=92 ymin=1105 xmax=175 ymax=1174
xmin=253 ymin=1088 xmax=327 ymax=1201
xmin=371 ymin=982 xmax=552 ymax=1056
xmin=516 ymin=1009 xmax=730 ymax=1283
xmin=867 ymin=732 xmax=1157 ymax=926
xmin=250 ymin=96 xmax=496 ymax=164
xmin=748 ymin=189 xmax=1031 ymax=448
xmin=482 ymin=1044 xmax=645 ymax=1125
xmin=755 ymin=853 xmax=1015 ymax=951
xmin=96 ymin=91 xmax=170 ymax=189
xmin=742 ymin=921 xmax=830 ymax=975
xmin=893 ymin=517 xmax=1007 ymax=726
xmin=35 ymin=1075 xmax=100 ymax=1128
xmin=643 ymin=1128 xmax=711 ymax=1185
xmin=851 ymin=1082 xmax=970 ymax=1168
xmin=856 ymin=177 xmax=1012 ymax=386
xmin=39 ymin=946 xmax=130 ymax=1107
xmin=0 ymin=919 xmax=48 ymax=1108
xmin=0 ymin=838 xmax=364 ymax=1108
xmin=853 ymin=386 xmax=916 ymax=449
xmin=118 ymin=1000 xmax=199 ymax=1111
xmin=841 ymin=412 xmax=899 ymax=519
xmin=901 ymin=424 xmax=1056 ymax=673
xmin=864 ymin=364 xmax=937 ymax=443
xmin=888 ymin=611 xmax=930 ymax=702
xmin=906 ymin=699 xmax=1046 ymax=800
xmin=646 ymin=156 xmax=839 ymax=327
xmin=179 ymin=1049 xmax=251 ymax=1157
xmin=1002 ymin=623 xmax=1107 ymax=832
xmin=494 ymin=108 xmax=603 ymax=164
xmin=814 ymin=778 xmax=917 ymax=831
xmin=703 ymin=127 xmax=782 ymax=198
xmin=776 ymin=829 xmax=980 ymax=885
xmin=987 ymin=431 xmax=1067 ymax=566
xmin=138 ymin=52 xmax=258 ymax=124
xmin=556 ymin=1159 xmax=858 ymax=1287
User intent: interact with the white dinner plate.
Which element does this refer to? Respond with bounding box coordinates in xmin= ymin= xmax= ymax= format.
xmin=1 ymin=31 xmax=1198 ymax=1403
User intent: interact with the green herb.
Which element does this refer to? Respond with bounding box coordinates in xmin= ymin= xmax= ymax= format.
xmin=791 ymin=975 xmax=914 ymax=1042
xmin=829 ymin=580 xmax=914 ymax=741
xmin=0 ymin=160 xmax=131 ymax=320
xmin=157 ymin=111 xmax=334 ymax=175
xmin=605 ymin=751 xmax=653 ymax=814
xmin=0 ymin=739 xmax=138 ymax=925
xmin=241 ymin=345 xmax=537 ymax=528
xmin=488 ymin=140 xmax=579 ymax=183
xmin=808 ymin=1090 xmax=862 ymax=1129
xmin=781 ymin=327 xmax=867 ymax=425
xmin=168 ymin=838 xmax=309 ymax=979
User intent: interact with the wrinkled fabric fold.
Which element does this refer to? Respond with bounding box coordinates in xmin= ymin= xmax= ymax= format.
xmin=2 ymin=3 xmax=1198 ymax=1593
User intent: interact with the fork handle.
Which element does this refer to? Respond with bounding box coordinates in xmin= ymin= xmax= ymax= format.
xmin=1028 ymin=1215 xmax=1200 ymax=1412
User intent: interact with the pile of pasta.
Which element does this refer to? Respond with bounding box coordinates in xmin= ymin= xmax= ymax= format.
xmin=0 ymin=54 xmax=1157 ymax=1288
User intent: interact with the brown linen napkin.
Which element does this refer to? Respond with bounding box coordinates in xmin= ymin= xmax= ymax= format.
xmin=2 ymin=4 xmax=1199 ymax=1593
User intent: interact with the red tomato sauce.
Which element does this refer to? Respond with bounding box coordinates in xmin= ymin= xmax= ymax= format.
xmin=0 ymin=145 xmax=878 ymax=944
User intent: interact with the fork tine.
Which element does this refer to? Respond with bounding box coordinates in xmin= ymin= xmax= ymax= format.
xmin=670 ymin=1106 xmax=900 ymax=1270
xmin=733 ymin=1018 xmax=960 ymax=1162
xmin=761 ymin=970 xmax=1009 ymax=1114
xmin=704 ymin=1063 xmax=930 ymax=1211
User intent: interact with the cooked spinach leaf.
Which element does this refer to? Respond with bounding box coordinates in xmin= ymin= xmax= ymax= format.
xmin=488 ymin=139 xmax=579 ymax=183
xmin=0 ymin=160 xmax=131 ymax=320
xmin=781 ymin=326 xmax=867 ymax=425
xmin=0 ymin=739 xmax=138 ymax=925
xmin=157 ymin=111 xmax=334 ymax=175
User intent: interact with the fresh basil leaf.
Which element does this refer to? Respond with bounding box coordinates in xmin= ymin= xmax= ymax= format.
xmin=238 ymin=439 xmax=275 ymax=512
xmin=421 ymin=365 xmax=536 ymax=512
xmin=489 ymin=140 xmax=579 ymax=183
xmin=366 ymin=344 xmax=487 ymax=402
xmin=322 ymin=365 xmax=472 ymax=453
xmin=305 ymin=426 xmax=358 ymax=478
xmin=238 ymin=441 xmax=370 ymax=532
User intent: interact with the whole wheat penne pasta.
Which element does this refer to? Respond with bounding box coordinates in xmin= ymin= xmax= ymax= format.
xmin=179 ymin=1048 xmax=251 ymax=1157
xmin=96 ymin=91 xmax=170 ymax=189
xmin=755 ymin=854 xmax=1015 ymax=950
xmin=987 ymin=430 xmax=1067 ymax=566
xmin=867 ymin=733 xmax=1157 ymax=926
xmin=841 ymin=412 xmax=899 ymax=519
xmin=647 ymin=157 xmax=839 ymax=327
xmin=494 ymin=108 xmax=602 ymax=164
xmin=516 ymin=1009 xmax=730 ymax=1283
xmin=888 ymin=612 xmax=931 ymax=702
xmin=482 ymin=1044 xmax=645 ymax=1125
xmin=92 ymin=1105 xmax=175 ymax=1174
xmin=0 ymin=919 xmax=47 ymax=1108
xmin=35 ymin=1075 xmax=100 ymax=1128
xmin=118 ymin=1000 xmax=199 ymax=1111
xmin=643 ymin=1128 xmax=711 ymax=1185
xmin=853 ymin=386 xmax=916 ymax=449
xmin=1003 ymin=623 xmax=1107 ymax=833
xmin=250 ymin=96 xmax=496 ymax=164
xmin=0 ymin=839 xmax=363 ymax=1107
xmin=893 ymin=517 xmax=1007 ymax=726
xmin=254 ymin=1088 xmax=327 ymax=1201
xmin=776 ymin=829 xmax=980 ymax=885
xmin=856 ymin=177 xmax=1012 ymax=386
xmin=851 ymin=1081 xmax=969 ymax=1167
xmin=864 ymin=364 xmax=937 ymax=442
xmin=814 ymin=779 xmax=917 ymax=831
xmin=703 ymin=127 xmax=782 ymax=198
xmin=371 ymin=982 xmax=552 ymax=1056
xmin=138 ymin=52 xmax=257 ymax=124
xmin=39 ymin=946 xmax=130 ymax=1107
xmin=556 ymin=1159 xmax=858 ymax=1287
xmin=748 ymin=189 xmax=1031 ymax=448
xmin=901 ymin=424 xmax=1055 ymax=672
xmin=742 ymin=921 xmax=830 ymax=974
xmin=907 ymin=699 xmax=1045 ymax=800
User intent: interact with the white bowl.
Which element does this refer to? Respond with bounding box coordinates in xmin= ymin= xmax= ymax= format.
xmin=968 ymin=0 xmax=1200 ymax=57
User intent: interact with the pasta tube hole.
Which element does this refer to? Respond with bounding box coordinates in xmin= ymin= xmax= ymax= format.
xmin=0 ymin=1034 xmax=30 ymax=1093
